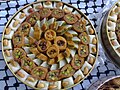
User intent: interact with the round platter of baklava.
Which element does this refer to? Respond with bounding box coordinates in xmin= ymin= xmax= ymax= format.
xmin=101 ymin=1 xmax=120 ymax=67
xmin=2 ymin=0 xmax=98 ymax=89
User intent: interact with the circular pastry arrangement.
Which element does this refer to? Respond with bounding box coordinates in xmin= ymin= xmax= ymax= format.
xmin=2 ymin=1 xmax=98 ymax=89
xmin=100 ymin=1 xmax=120 ymax=67
xmin=107 ymin=2 xmax=120 ymax=57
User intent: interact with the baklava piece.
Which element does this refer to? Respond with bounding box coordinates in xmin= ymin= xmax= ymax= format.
xmin=31 ymin=66 xmax=48 ymax=80
xmin=12 ymin=31 xmax=24 ymax=48
xmin=71 ymin=54 xmax=84 ymax=70
xmin=26 ymin=12 xmax=40 ymax=26
xmin=21 ymin=57 xmax=36 ymax=73
xmin=46 ymin=70 xmax=60 ymax=82
xmin=18 ymin=22 xmax=31 ymax=36
xmin=59 ymin=64 xmax=75 ymax=79
xmin=54 ymin=36 xmax=67 ymax=51
xmin=13 ymin=48 xmax=26 ymax=63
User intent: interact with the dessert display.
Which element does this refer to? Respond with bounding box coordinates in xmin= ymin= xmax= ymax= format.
xmin=101 ymin=1 xmax=120 ymax=67
xmin=2 ymin=1 xmax=98 ymax=89
xmin=107 ymin=2 xmax=120 ymax=56
xmin=98 ymin=77 xmax=120 ymax=90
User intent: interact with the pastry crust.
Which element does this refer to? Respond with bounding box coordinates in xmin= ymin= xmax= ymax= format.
xmin=12 ymin=31 xmax=24 ymax=48
xmin=56 ymin=26 xmax=67 ymax=35
xmin=79 ymin=32 xmax=90 ymax=45
xmin=13 ymin=48 xmax=26 ymax=63
xmin=26 ymin=12 xmax=40 ymax=26
xmin=54 ymin=36 xmax=67 ymax=51
xmin=28 ymin=36 xmax=36 ymax=45
xmin=71 ymin=54 xmax=84 ymax=70
xmin=21 ymin=57 xmax=36 ymax=73
xmin=78 ymin=44 xmax=89 ymax=57
xmin=37 ymin=39 xmax=51 ymax=52
xmin=31 ymin=66 xmax=48 ymax=80
xmin=33 ymin=24 xmax=42 ymax=40
xmin=36 ymin=53 xmax=48 ymax=61
xmin=59 ymin=64 xmax=75 ymax=79
xmin=46 ymin=70 xmax=60 ymax=82
xmin=73 ymin=19 xmax=86 ymax=33
xmin=39 ymin=8 xmax=52 ymax=19
xmin=18 ymin=22 xmax=31 ymax=36
xmin=63 ymin=14 xmax=78 ymax=24
xmin=51 ymin=9 xmax=65 ymax=19
xmin=44 ymin=29 xmax=56 ymax=41
xmin=29 ymin=47 xmax=39 ymax=55
xmin=46 ymin=44 xmax=59 ymax=58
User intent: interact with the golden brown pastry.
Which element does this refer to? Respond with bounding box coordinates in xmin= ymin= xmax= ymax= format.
xmin=44 ymin=29 xmax=56 ymax=41
xmin=26 ymin=12 xmax=40 ymax=26
xmin=46 ymin=70 xmax=60 ymax=82
xmin=37 ymin=39 xmax=51 ymax=52
xmin=21 ymin=57 xmax=36 ymax=73
xmin=63 ymin=48 xmax=71 ymax=58
xmin=31 ymin=66 xmax=48 ymax=80
xmin=71 ymin=54 xmax=84 ymax=70
xmin=73 ymin=19 xmax=86 ymax=33
xmin=46 ymin=44 xmax=59 ymax=58
xmin=18 ymin=22 xmax=31 ymax=36
xmin=33 ymin=24 xmax=42 ymax=40
xmin=78 ymin=44 xmax=89 ymax=57
xmin=63 ymin=13 xmax=78 ymax=24
xmin=36 ymin=53 xmax=48 ymax=61
xmin=51 ymin=8 xmax=65 ymax=19
xmin=56 ymin=26 xmax=67 ymax=35
xmin=59 ymin=64 xmax=75 ymax=79
xmin=28 ymin=36 xmax=36 ymax=45
xmin=12 ymin=31 xmax=24 ymax=48
xmin=67 ymin=40 xmax=75 ymax=49
xmin=79 ymin=32 xmax=90 ymax=44
xmin=29 ymin=47 xmax=39 ymax=55
xmin=54 ymin=36 xmax=67 ymax=51
xmin=64 ymin=32 xmax=73 ymax=40
xmin=39 ymin=8 xmax=51 ymax=19
xmin=13 ymin=48 xmax=26 ymax=63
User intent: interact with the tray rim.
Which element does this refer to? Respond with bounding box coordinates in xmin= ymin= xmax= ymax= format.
xmin=1 ymin=0 xmax=99 ymax=89
xmin=97 ymin=75 xmax=120 ymax=89
xmin=106 ymin=0 xmax=120 ymax=57
xmin=101 ymin=0 xmax=120 ymax=67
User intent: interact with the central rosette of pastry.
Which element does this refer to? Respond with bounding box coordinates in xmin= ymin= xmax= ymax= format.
xmin=36 ymin=28 xmax=67 ymax=64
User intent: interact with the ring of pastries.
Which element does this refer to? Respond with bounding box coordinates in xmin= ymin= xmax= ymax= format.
xmin=106 ymin=2 xmax=120 ymax=57
xmin=2 ymin=1 xmax=98 ymax=89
